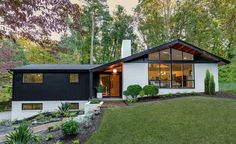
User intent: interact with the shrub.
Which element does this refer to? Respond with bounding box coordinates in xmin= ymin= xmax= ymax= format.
xmin=58 ymin=102 xmax=70 ymax=116
xmin=143 ymin=85 xmax=159 ymax=96
xmin=209 ymin=75 xmax=215 ymax=95
xmin=55 ymin=140 xmax=63 ymax=144
xmin=139 ymin=90 xmax=145 ymax=98
xmin=97 ymin=85 xmax=104 ymax=93
xmin=89 ymin=99 xmax=102 ymax=104
xmin=204 ymin=70 xmax=210 ymax=94
xmin=127 ymin=98 xmax=138 ymax=103
xmin=61 ymin=118 xmax=79 ymax=136
xmin=6 ymin=123 xmax=40 ymax=144
xmin=0 ymin=119 xmax=11 ymax=126
xmin=47 ymin=126 xmax=54 ymax=132
xmin=166 ymin=93 xmax=173 ymax=97
xmin=123 ymin=84 xmax=142 ymax=98
xmin=45 ymin=133 xmax=53 ymax=141
xmin=72 ymin=140 xmax=80 ymax=144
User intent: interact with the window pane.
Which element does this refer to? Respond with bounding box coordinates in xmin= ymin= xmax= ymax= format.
xmin=160 ymin=48 xmax=170 ymax=60
xmin=70 ymin=74 xmax=79 ymax=83
xmin=183 ymin=52 xmax=193 ymax=60
xmin=183 ymin=64 xmax=194 ymax=80
xmin=183 ymin=81 xmax=194 ymax=88
xmin=160 ymin=81 xmax=171 ymax=88
xmin=23 ymin=73 xmax=43 ymax=83
xmin=149 ymin=81 xmax=160 ymax=87
xmin=172 ymin=64 xmax=182 ymax=88
xmin=148 ymin=51 xmax=159 ymax=60
xmin=148 ymin=64 xmax=160 ymax=81
xmin=69 ymin=103 xmax=79 ymax=110
xmin=160 ymin=64 xmax=170 ymax=80
xmin=22 ymin=103 xmax=42 ymax=110
xmin=172 ymin=49 xmax=182 ymax=60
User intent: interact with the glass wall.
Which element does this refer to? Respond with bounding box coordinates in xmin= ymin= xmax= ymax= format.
xmin=148 ymin=63 xmax=194 ymax=88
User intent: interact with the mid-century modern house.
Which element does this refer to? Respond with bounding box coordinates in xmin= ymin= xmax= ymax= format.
xmin=10 ymin=39 xmax=230 ymax=120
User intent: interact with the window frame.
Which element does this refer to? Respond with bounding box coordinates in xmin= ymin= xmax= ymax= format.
xmin=69 ymin=73 xmax=79 ymax=83
xmin=22 ymin=103 xmax=43 ymax=110
xmin=69 ymin=103 xmax=79 ymax=110
xmin=148 ymin=63 xmax=195 ymax=89
xmin=148 ymin=48 xmax=194 ymax=61
xmin=22 ymin=73 xmax=44 ymax=84
xmin=148 ymin=48 xmax=195 ymax=89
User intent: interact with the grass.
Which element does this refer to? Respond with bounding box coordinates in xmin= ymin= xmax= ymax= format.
xmin=219 ymin=82 xmax=236 ymax=91
xmin=86 ymin=97 xmax=236 ymax=144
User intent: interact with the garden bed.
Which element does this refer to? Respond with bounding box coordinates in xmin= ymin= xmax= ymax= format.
xmin=40 ymin=112 xmax=102 ymax=144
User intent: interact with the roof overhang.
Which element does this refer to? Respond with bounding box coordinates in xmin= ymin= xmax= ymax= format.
xmin=91 ymin=39 xmax=230 ymax=72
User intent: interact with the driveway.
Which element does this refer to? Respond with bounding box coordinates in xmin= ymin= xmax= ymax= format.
xmin=0 ymin=111 xmax=11 ymax=121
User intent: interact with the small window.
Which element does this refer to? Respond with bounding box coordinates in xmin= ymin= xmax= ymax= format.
xmin=183 ymin=52 xmax=193 ymax=60
xmin=160 ymin=48 xmax=170 ymax=60
xmin=22 ymin=103 xmax=43 ymax=110
xmin=172 ymin=49 xmax=183 ymax=60
xmin=69 ymin=103 xmax=79 ymax=110
xmin=23 ymin=73 xmax=43 ymax=83
xmin=148 ymin=51 xmax=159 ymax=60
xmin=70 ymin=74 xmax=79 ymax=83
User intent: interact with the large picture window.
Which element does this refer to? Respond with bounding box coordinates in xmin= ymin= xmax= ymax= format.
xmin=148 ymin=63 xmax=194 ymax=88
xmin=23 ymin=73 xmax=43 ymax=83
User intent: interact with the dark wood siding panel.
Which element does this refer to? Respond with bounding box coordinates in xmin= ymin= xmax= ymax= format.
xmin=13 ymin=72 xmax=90 ymax=101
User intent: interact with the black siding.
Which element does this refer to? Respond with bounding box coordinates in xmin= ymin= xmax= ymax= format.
xmin=13 ymin=72 xmax=90 ymax=101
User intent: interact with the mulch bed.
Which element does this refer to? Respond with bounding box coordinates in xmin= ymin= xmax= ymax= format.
xmin=202 ymin=91 xmax=236 ymax=100
xmin=40 ymin=113 xmax=102 ymax=144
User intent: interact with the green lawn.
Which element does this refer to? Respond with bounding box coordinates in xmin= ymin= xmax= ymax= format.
xmin=86 ymin=97 xmax=236 ymax=144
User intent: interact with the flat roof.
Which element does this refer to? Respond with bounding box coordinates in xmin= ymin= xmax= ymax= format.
xmin=10 ymin=64 xmax=100 ymax=72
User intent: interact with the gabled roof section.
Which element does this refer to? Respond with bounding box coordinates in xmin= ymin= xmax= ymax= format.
xmin=92 ymin=39 xmax=230 ymax=72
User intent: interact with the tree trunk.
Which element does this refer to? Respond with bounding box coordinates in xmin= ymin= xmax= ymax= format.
xmin=90 ymin=13 xmax=95 ymax=64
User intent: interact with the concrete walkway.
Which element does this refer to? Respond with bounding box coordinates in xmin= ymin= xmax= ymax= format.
xmin=0 ymin=112 xmax=11 ymax=121
xmin=0 ymin=120 xmax=64 ymax=143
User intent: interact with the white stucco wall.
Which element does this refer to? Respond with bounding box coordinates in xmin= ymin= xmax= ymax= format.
xmin=123 ymin=63 xmax=149 ymax=99
xmin=122 ymin=63 xmax=219 ymax=98
xmin=11 ymin=100 xmax=88 ymax=120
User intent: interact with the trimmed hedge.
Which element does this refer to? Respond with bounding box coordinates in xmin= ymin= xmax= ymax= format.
xmin=123 ymin=84 xmax=142 ymax=98
xmin=143 ymin=85 xmax=159 ymax=96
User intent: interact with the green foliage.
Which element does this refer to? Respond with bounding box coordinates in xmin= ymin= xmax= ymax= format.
xmin=97 ymin=85 xmax=104 ymax=93
xmin=0 ymin=101 xmax=11 ymax=112
xmin=0 ymin=119 xmax=11 ymax=126
xmin=127 ymin=98 xmax=138 ymax=103
xmin=209 ymin=75 xmax=216 ymax=95
xmin=55 ymin=140 xmax=63 ymax=144
xmin=139 ymin=90 xmax=145 ymax=97
xmin=143 ymin=85 xmax=159 ymax=96
xmin=61 ymin=118 xmax=79 ymax=136
xmin=72 ymin=140 xmax=80 ymax=144
xmin=166 ymin=93 xmax=174 ymax=97
xmin=123 ymin=84 xmax=142 ymax=98
xmin=219 ymin=57 xmax=236 ymax=82
xmin=45 ymin=133 xmax=53 ymax=141
xmin=0 ymin=84 xmax=12 ymax=102
xmin=204 ymin=70 xmax=210 ymax=94
xmin=6 ymin=123 xmax=40 ymax=144
xmin=90 ymin=99 xmax=102 ymax=104
xmin=58 ymin=102 xmax=70 ymax=116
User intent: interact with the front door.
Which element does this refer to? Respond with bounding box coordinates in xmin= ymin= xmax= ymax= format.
xmin=99 ymin=73 xmax=121 ymax=97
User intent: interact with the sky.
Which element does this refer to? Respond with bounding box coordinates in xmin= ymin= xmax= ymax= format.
xmin=70 ymin=0 xmax=139 ymax=15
